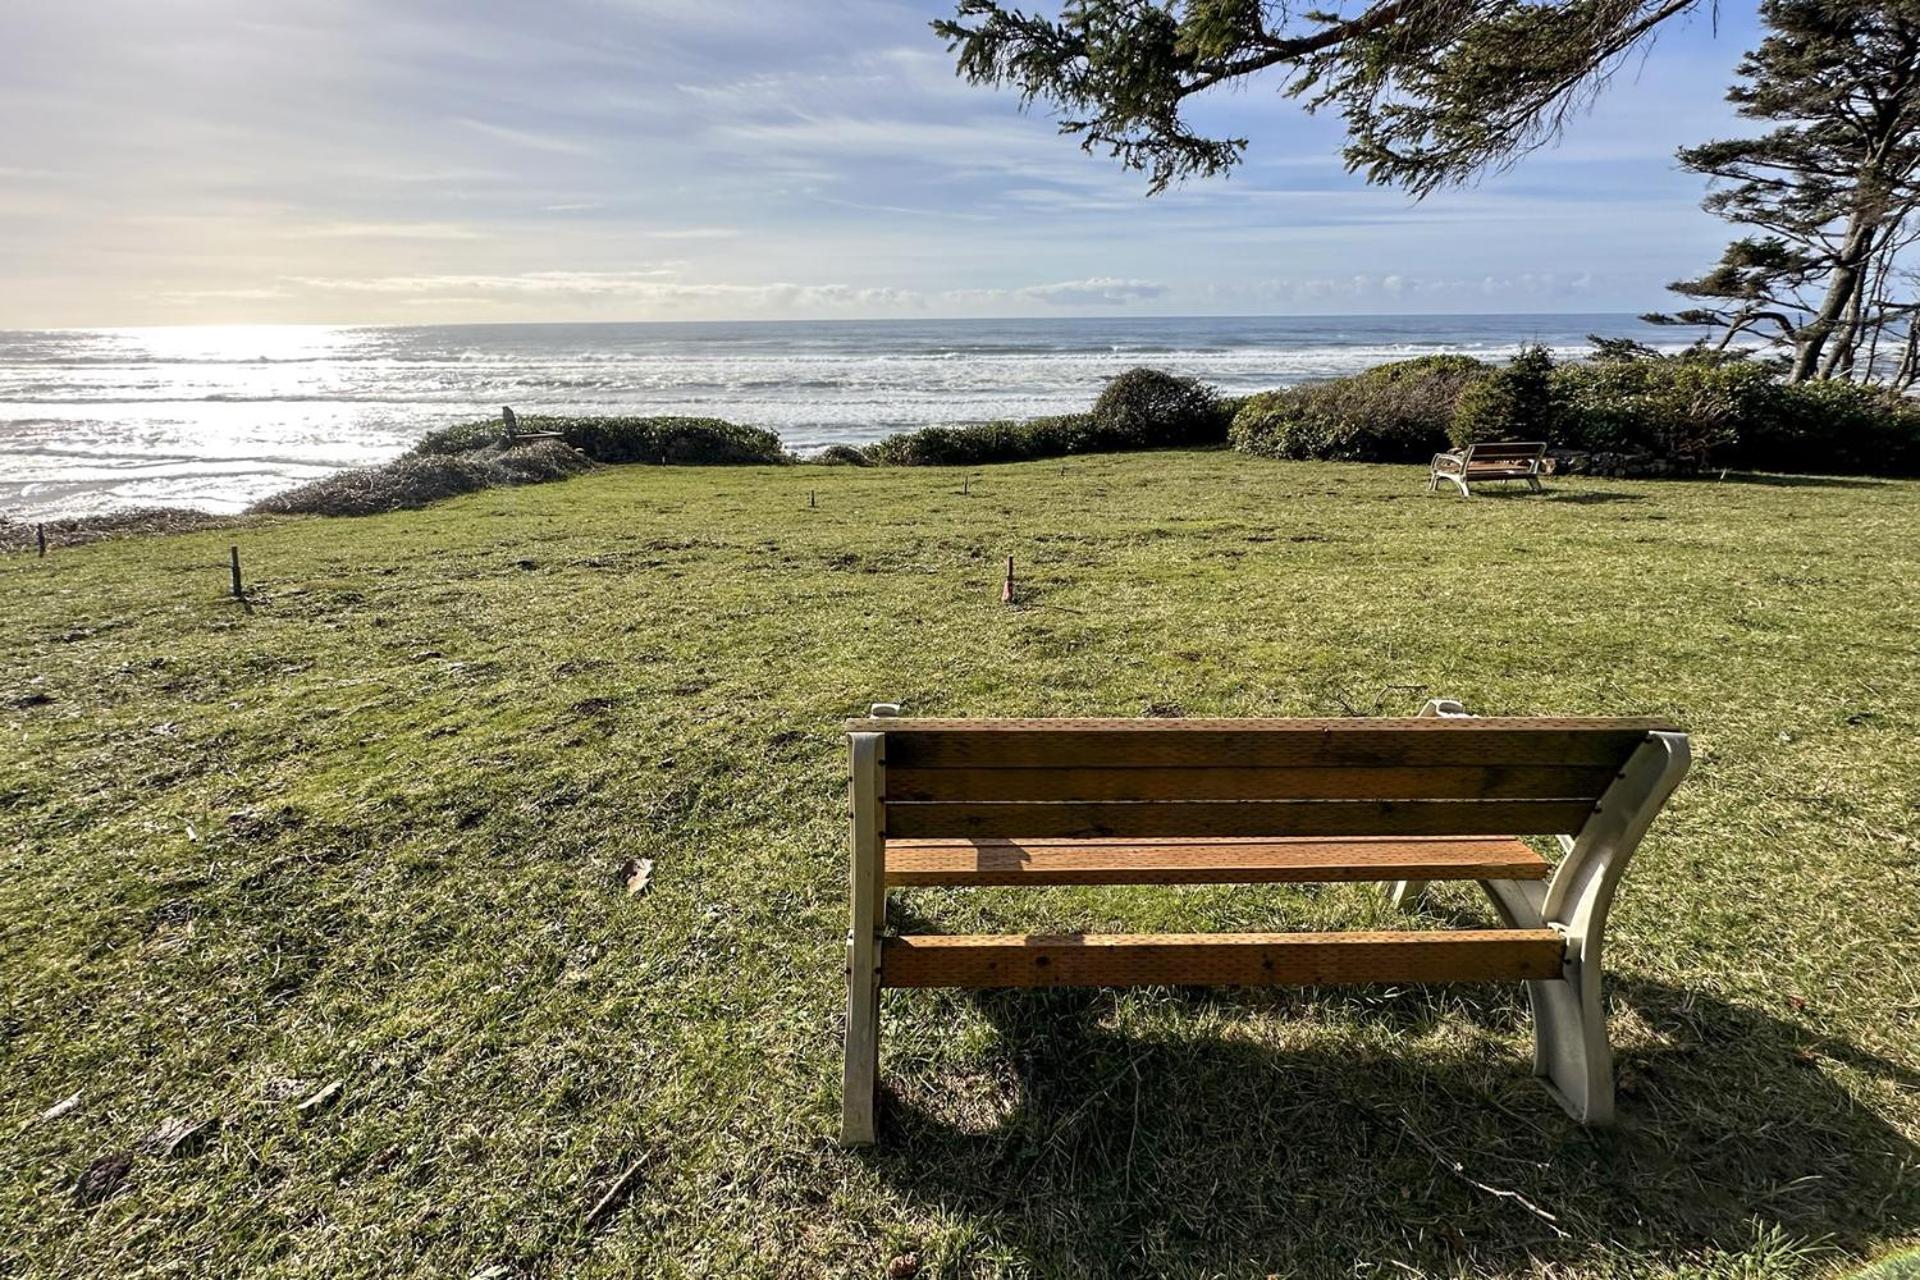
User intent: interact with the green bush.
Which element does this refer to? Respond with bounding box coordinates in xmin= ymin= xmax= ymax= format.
xmin=1449 ymin=345 xmax=1559 ymax=446
xmin=1088 ymin=368 xmax=1227 ymax=448
xmin=410 ymin=416 xmax=788 ymax=466
xmin=863 ymin=407 xmax=1168 ymax=467
xmin=1728 ymin=378 xmax=1920 ymax=475
xmin=1543 ymin=360 xmax=1776 ymax=470
xmin=1231 ymin=355 xmax=1488 ymax=462
xmin=549 ymin=416 xmax=787 ymax=465
xmin=811 ymin=444 xmax=872 ymax=466
xmin=865 ymin=422 xmax=1026 ymax=467
xmin=253 ymin=440 xmax=595 ymax=517
xmin=409 ymin=420 xmax=505 ymax=456
xmin=859 ymin=369 xmax=1227 ymax=467
xmin=1016 ymin=412 xmax=1102 ymax=457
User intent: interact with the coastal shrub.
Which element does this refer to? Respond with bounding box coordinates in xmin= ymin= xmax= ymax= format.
xmin=1543 ymin=359 xmax=1774 ymax=470
xmin=859 ymin=370 xmax=1227 ymax=467
xmin=1727 ymin=378 xmax=1920 ymax=475
xmin=1449 ymin=345 xmax=1559 ymax=446
xmin=409 ymin=420 xmax=505 ymax=456
xmin=866 ymin=423 xmax=1024 ymax=467
xmin=864 ymin=412 xmax=1117 ymax=466
xmin=252 ymin=440 xmax=593 ymax=517
xmin=1440 ymin=348 xmax=1920 ymax=474
xmin=550 ymin=416 xmax=787 ymax=466
xmin=0 ymin=508 xmax=241 ymax=553
xmin=1231 ymin=355 xmax=1487 ymax=462
xmin=1089 ymin=368 xmax=1226 ymax=447
xmin=410 ymin=415 xmax=788 ymax=466
xmin=1018 ymin=412 xmax=1102 ymax=455
xmin=812 ymin=443 xmax=872 ymax=466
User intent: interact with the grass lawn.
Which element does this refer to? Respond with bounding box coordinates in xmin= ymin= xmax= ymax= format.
xmin=2 ymin=452 xmax=1917 ymax=1279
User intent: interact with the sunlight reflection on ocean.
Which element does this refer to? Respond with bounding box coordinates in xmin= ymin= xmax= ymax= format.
xmin=0 ymin=315 xmax=1704 ymax=518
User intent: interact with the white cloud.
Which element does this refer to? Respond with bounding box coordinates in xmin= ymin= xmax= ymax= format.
xmin=276 ymin=221 xmax=492 ymax=241
xmin=270 ymin=269 xmax=1173 ymax=315
xmin=1016 ymin=278 xmax=1170 ymax=306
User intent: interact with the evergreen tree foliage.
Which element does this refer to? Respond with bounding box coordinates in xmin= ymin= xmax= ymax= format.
xmin=934 ymin=0 xmax=1705 ymax=195
xmin=1646 ymin=0 xmax=1920 ymax=383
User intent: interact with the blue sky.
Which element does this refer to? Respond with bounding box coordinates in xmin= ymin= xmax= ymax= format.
xmin=0 ymin=0 xmax=1766 ymax=326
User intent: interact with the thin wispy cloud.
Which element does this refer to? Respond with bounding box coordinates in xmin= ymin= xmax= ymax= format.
xmin=454 ymin=118 xmax=598 ymax=157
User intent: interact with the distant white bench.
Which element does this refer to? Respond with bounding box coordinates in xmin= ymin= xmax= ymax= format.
xmin=838 ymin=700 xmax=1690 ymax=1145
xmin=1430 ymin=440 xmax=1547 ymax=496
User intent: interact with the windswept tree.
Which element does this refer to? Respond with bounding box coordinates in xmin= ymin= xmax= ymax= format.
xmin=1646 ymin=0 xmax=1920 ymax=381
xmin=934 ymin=0 xmax=1709 ymax=196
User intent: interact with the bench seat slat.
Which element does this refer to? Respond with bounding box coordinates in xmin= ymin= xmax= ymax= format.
xmin=880 ymin=930 xmax=1567 ymax=988
xmin=885 ymin=798 xmax=1597 ymax=839
xmin=886 ymin=764 xmax=1616 ymax=803
xmin=882 ymin=835 xmax=1549 ymax=886
xmin=873 ymin=721 xmax=1665 ymax=770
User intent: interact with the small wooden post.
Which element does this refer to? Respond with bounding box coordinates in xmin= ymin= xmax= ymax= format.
xmin=962 ymin=475 xmax=970 ymax=496
xmin=1001 ymin=555 xmax=1015 ymax=605
xmin=36 ymin=524 xmax=47 ymax=558
xmin=229 ymin=546 xmax=243 ymax=599
xmin=809 ymin=489 xmax=816 ymax=509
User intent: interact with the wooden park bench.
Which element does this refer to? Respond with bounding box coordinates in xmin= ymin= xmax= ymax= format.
xmin=500 ymin=405 xmax=563 ymax=446
xmin=1429 ymin=440 xmax=1547 ymax=496
xmin=839 ymin=701 xmax=1689 ymax=1145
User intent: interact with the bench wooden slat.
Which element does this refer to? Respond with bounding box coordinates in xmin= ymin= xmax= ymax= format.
xmin=879 ymin=930 xmax=1567 ymax=988
xmin=871 ymin=720 xmax=1665 ymax=770
xmin=883 ymin=835 xmax=1549 ymax=885
xmin=862 ymin=716 xmax=1670 ymax=733
xmin=885 ymin=798 xmax=1598 ymax=839
xmin=885 ymin=764 xmax=1616 ymax=803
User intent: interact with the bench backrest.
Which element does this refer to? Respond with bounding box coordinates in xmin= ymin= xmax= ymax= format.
xmin=1463 ymin=441 xmax=1546 ymax=466
xmin=857 ymin=718 xmax=1673 ymax=839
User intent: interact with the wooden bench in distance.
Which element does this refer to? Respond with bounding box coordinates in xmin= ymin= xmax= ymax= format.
xmin=1429 ymin=440 xmax=1548 ymax=496
xmin=839 ymin=702 xmax=1690 ymax=1145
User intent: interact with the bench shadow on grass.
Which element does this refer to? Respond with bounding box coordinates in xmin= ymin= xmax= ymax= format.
xmin=1716 ymin=471 xmax=1892 ymax=489
xmin=1540 ymin=488 xmax=1644 ymax=504
xmin=1445 ymin=485 xmax=1645 ymax=503
xmin=869 ymin=972 xmax=1919 ymax=1275
xmin=1430 ymin=486 xmax=1644 ymax=503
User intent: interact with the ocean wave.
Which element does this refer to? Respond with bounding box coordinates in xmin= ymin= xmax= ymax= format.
xmin=0 ymin=316 xmax=1714 ymax=519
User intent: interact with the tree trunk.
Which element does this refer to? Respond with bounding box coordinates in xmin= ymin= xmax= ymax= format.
xmin=1895 ymin=320 xmax=1920 ymax=391
xmin=1817 ymin=277 xmax=1863 ymax=379
xmin=1792 ymin=219 xmax=1877 ymax=382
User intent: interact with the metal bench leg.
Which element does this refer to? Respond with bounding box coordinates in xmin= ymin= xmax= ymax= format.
xmin=840 ymin=732 xmax=884 ymax=1145
xmin=1531 ymin=732 xmax=1690 ymax=1124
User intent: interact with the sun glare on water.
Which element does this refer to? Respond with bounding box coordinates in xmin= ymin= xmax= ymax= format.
xmin=101 ymin=324 xmax=362 ymax=365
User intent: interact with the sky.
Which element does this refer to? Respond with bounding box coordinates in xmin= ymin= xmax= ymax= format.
xmin=0 ymin=0 xmax=1770 ymax=327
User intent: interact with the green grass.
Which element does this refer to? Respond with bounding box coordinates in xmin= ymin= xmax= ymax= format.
xmin=2 ymin=453 xmax=1917 ymax=1279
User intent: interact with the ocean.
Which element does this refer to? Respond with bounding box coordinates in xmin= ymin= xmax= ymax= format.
xmin=0 ymin=314 xmax=1701 ymax=518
